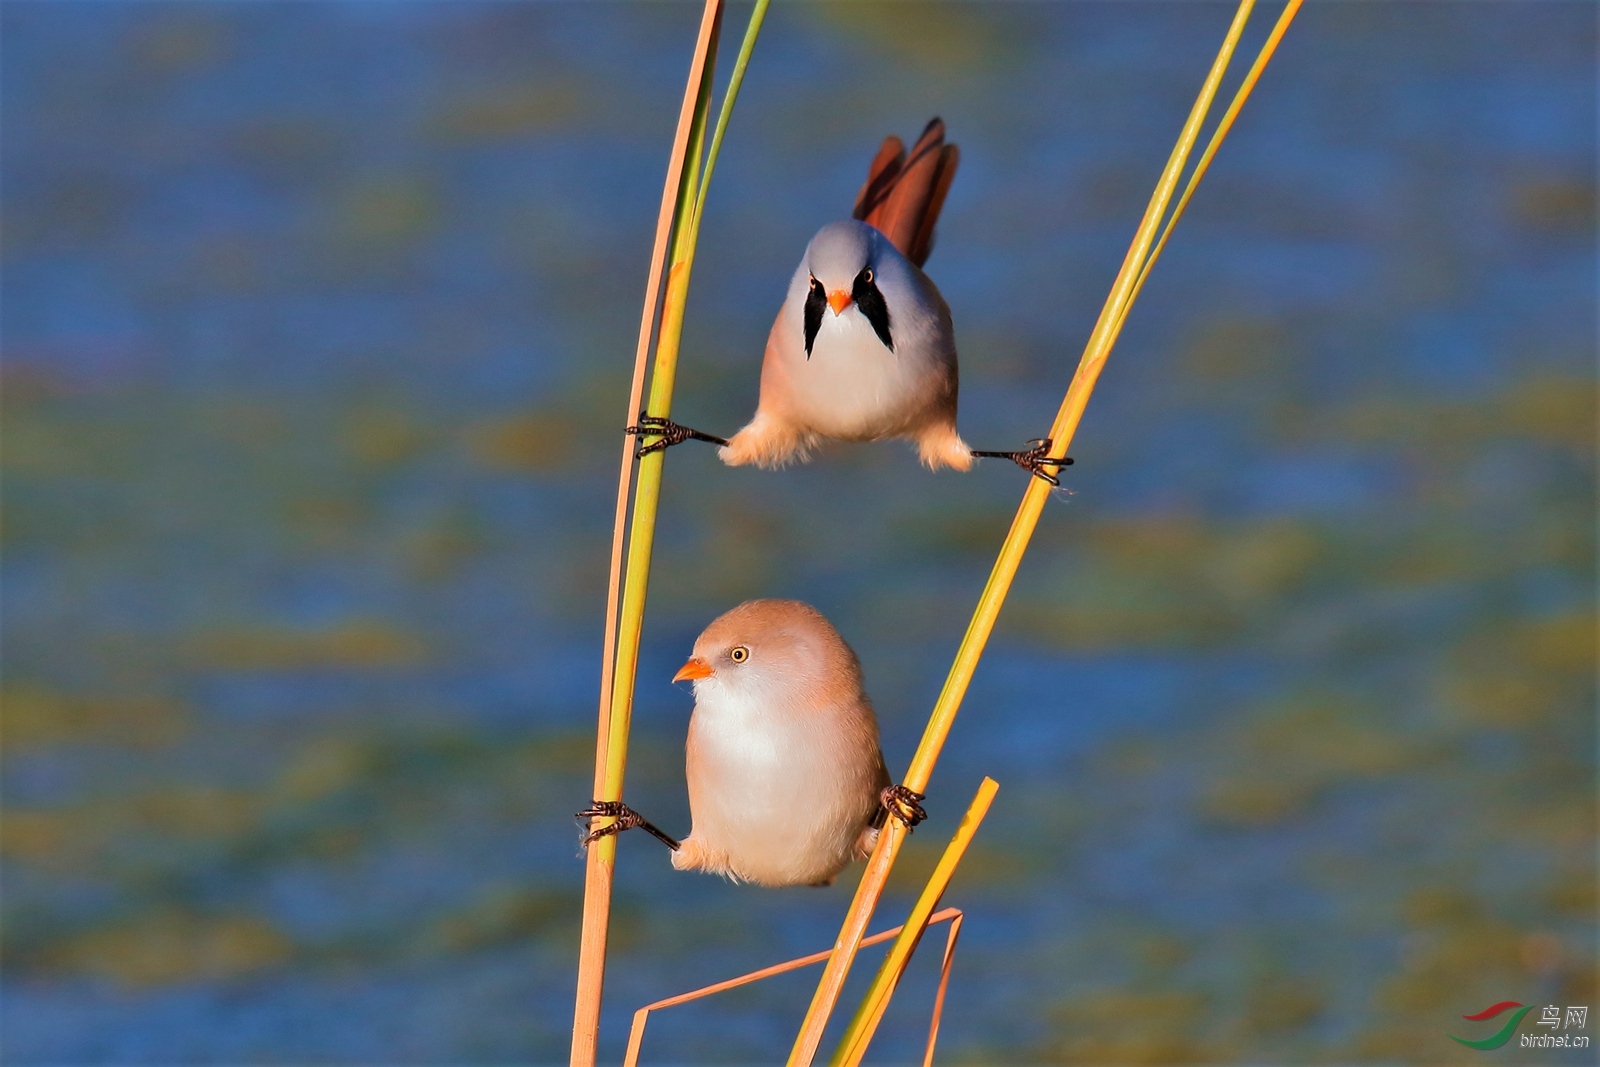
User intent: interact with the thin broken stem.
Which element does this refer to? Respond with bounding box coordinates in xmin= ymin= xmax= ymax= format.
xmin=622 ymin=908 xmax=965 ymax=1067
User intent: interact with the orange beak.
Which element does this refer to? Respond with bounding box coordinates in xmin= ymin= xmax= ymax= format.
xmin=672 ymin=656 xmax=714 ymax=683
xmin=827 ymin=289 xmax=852 ymax=316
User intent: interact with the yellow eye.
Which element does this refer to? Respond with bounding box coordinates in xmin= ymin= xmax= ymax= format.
xmin=729 ymin=646 xmax=749 ymax=663
xmin=863 ymin=268 xmax=873 ymax=284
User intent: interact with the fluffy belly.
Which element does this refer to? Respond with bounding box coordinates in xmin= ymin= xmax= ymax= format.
xmin=785 ymin=317 xmax=932 ymax=440
xmin=684 ymin=716 xmax=870 ymax=886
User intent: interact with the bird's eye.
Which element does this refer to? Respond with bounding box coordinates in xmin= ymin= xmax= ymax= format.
xmin=809 ymin=275 xmax=821 ymax=289
xmin=863 ymin=268 xmax=874 ymax=284
xmin=729 ymin=646 xmax=749 ymax=663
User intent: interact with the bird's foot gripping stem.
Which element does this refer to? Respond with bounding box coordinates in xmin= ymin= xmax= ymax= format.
xmin=877 ymin=784 xmax=928 ymax=832
xmin=971 ymin=438 xmax=1074 ymax=487
xmin=625 ymin=411 xmax=727 ymax=458
xmin=576 ymin=800 xmax=680 ymax=850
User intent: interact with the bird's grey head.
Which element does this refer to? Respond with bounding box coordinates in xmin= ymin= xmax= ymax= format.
xmin=800 ymin=220 xmax=896 ymax=354
xmin=805 ymin=220 xmax=878 ymax=292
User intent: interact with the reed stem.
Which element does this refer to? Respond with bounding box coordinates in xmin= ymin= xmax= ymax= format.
xmin=572 ymin=1 xmax=770 ymax=1062
xmin=830 ymin=778 xmax=999 ymax=1067
xmin=572 ymin=7 xmax=719 ymax=1061
xmin=785 ymin=3 xmax=1305 ymax=1060
xmin=1112 ymin=0 xmax=1304 ymax=339
xmin=602 ymin=13 xmax=721 ymax=822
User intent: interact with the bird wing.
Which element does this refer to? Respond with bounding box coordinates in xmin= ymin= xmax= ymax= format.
xmin=852 ymin=118 xmax=960 ymax=268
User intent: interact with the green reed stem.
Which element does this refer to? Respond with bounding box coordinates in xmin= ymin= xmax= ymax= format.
xmin=574 ymin=3 xmax=769 ymax=1063
xmin=602 ymin=0 xmax=767 ymax=824
xmin=695 ymin=0 xmax=770 ymax=234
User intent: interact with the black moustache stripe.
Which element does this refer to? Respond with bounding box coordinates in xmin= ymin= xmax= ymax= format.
xmin=803 ymin=276 xmax=826 ymax=358
xmin=853 ymin=267 xmax=894 ymax=352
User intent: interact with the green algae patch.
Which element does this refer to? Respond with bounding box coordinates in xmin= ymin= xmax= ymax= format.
xmin=43 ymin=911 xmax=293 ymax=988
xmin=184 ymin=620 xmax=428 ymax=671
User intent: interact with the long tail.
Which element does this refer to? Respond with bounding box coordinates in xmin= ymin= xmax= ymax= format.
xmin=852 ymin=118 xmax=960 ymax=268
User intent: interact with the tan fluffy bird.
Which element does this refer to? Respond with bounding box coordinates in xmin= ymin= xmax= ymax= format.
xmin=578 ymin=599 xmax=924 ymax=887
xmin=671 ymin=599 xmax=892 ymax=886
xmin=627 ymin=119 xmax=1069 ymax=484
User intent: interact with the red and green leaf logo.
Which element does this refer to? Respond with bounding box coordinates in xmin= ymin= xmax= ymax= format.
xmin=1449 ymin=1002 xmax=1535 ymax=1050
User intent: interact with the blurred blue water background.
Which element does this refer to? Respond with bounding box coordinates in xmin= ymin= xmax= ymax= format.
xmin=2 ymin=2 xmax=1594 ymax=1063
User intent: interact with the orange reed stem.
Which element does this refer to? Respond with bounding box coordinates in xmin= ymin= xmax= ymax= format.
xmin=571 ymin=4 xmax=723 ymax=1064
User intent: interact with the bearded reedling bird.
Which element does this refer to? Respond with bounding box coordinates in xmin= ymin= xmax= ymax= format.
xmin=627 ymin=118 xmax=1071 ymax=484
xmin=577 ymin=599 xmax=926 ymax=887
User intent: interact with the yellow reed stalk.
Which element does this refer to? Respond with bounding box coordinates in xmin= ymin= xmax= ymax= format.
xmin=785 ymin=3 xmax=1302 ymax=1061
xmin=1112 ymin=0 xmax=1304 ymax=338
xmin=830 ymin=777 xmax=999 ymax=1067
xmin=573 ymin=1 xmax=770 ymax=1062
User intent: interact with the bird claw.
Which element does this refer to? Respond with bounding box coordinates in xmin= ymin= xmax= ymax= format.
xmin=878 ymin=784 xmax=928 ymax=831
xmin=971 ymin=438 xmax=1073 ymax=487
xmin=624 ymin=411 xmax=728 ymax=458
xmin=576 ymin=800 xmax=680 ymax=851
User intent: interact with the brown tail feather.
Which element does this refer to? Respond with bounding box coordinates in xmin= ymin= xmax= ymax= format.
xmin=907 ymin=143 xmax=958 ymax=268
xmin=854 ymin=136 xmax=906 ymax=223
xmin=851 ymin=118 xmax=959 ymax=268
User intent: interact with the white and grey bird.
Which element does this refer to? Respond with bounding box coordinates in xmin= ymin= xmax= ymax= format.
xmin=577 ymin=599 xmax=924 ymax=888
xmin=629 ymin=119 xmax=1067 ymax=483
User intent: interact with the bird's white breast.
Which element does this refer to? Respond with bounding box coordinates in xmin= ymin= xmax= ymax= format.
xmin=768 ymin=261 xmax=954 ymax=442
xmin=684 ymin=679 xmax=878 ymax=885
xmin=687 ymin=682 xmax=830 ymax=821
